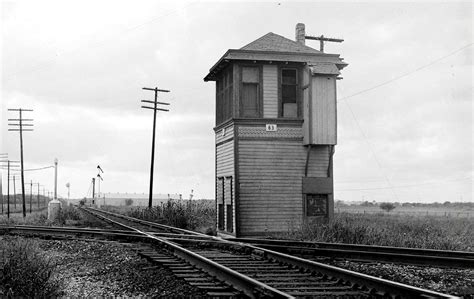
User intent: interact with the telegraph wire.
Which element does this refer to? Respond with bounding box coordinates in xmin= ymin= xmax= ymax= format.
xmin=338 ymin=43 xmax=473 ymax=101
xmin=335 ymin=43 xmax=473 ymax=200
xmin=24 ymin=165 xmax=54 ymax=172
xmin=342 ymin=100 xmax=400 ymax=201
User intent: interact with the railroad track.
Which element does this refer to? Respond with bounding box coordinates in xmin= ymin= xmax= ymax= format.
xmin=73 ymin=207 xmax=460 ymax=298
xmin=226 ymin=237 xmax=474 ymax=269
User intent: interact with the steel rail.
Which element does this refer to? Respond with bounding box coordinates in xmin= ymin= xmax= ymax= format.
xmin=231 ymin=243 xmax=474 ymax=269
xmin=229 ymin=237 xmax=474 ymax=259
xmin=236 ymin=243 xmax=460 ymax=299
xmin=82 ymin=207 xmax=294 ymax=298
xmin=0 ymin=225 xmax=214 ymax=243
xmin=2 ymin=212 xmax=461 ymax=298
xmin=85 ymin=207 xmax=207 ymax=236
xmin=84 ymin=209 xmax=460 ymax=298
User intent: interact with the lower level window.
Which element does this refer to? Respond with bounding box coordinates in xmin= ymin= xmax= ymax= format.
xmin=306 ymin=194 xmax=328 ymax=216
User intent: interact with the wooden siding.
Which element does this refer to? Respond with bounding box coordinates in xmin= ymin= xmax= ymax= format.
xmin=237 ymin=135 xmax=331 ymax=235
xmin=216 ymin=124 xmax=236 ymax=235
xmin=263 ymin=65 xmax=278 ymax=118
xmin=310 ymin=76 xmax=337 ymax=145
xmin=215 ymin=124 xmax=234 ymax=145
xmin=238 ymin=125 xmax=302 ymax=139
xmin=303 ymin=66 xmax=311 ymax=144
xmin=306 ymin=145 xmax=330 ymax=177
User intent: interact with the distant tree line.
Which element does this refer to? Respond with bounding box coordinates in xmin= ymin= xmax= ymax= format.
xmin=335 ymin=200 xmax=473 ymax=209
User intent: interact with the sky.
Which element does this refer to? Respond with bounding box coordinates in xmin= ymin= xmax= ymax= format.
xmin=0 ymin=0 xmax=472 ymax=202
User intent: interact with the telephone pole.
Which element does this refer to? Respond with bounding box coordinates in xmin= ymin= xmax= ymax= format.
xmin=0 ymin=153 xmax=6 ymax=212
xmin=35 ymin=183 xmax=40 ymax=209
xmin=305 ymin=34 xmax=344 ymax=52
xmin=29 ymin=180 xmax=33 ymax=213
xmin=8 ymin=108 xmax=34 ymax=217
xmin=141 ymin=86 xmax=170 ymax=208
xmin=92 ymin=177 xmax=96 ymax=203
xmin=13 ymin=175 xmax=17 ymax=210
xmin=0 ymin=159 xmax=20 ymax=218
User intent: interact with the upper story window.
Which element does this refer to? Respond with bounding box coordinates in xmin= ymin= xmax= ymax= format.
xmin=281 ymin=69 xmax=298 ymax=118
xmin=216 ymin=67 xmax=233 ymax=125
xmin=240 ymin=66 xmax=260 ymax=118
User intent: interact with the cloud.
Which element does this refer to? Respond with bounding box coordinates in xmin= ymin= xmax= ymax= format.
xmin=2 ymin=1 xmax=472 ymax=201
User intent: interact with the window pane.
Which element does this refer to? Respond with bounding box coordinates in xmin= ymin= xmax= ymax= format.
xmin=283 ymin=103 xmax=297 ymax=117
xmin=242 ymin=67 xmax=259 ymax=83
xmin=306 ymin=194 xmax=328 ymax=216
xmin=282 ymin=69 xmax=297 ymax=85
xmin=241 ymin=83 xmax=258 ymax=117
xmin=282 ymin=85 xmax=296 ymax=103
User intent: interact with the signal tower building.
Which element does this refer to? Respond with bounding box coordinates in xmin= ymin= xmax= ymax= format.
xmin=204 ymin=23 xmax=348 ymax=237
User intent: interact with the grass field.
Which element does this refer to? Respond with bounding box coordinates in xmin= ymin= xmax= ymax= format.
xmin=336 ymin=205 xmax=473 ymax=218
xmin=103 ymin=199 xmax=215 ymax=234
xmin=4 ymin=200 xmax=472 ymax=252
xmin=277 ymin=212 xmax=473 ymax=251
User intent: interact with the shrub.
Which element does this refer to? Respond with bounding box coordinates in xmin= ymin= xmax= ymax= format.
xmin=125 ymin=198 xmax=133 ymax=206
xmin=0 ymin=237 xmax=62 ymax=297
xmin=380 ymin=202 xmax=396 ymax=212
xmin=126 ymin=199 xmax=215 ymax=233
xmin=57 ymin=205 xmax=83 ymax=224
xmin=277 ymin=213 xmax=473 ymax=251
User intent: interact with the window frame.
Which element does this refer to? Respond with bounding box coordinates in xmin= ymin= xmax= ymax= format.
xmin=305 ymin=193 xmax=329 ymax=217
xmin=215 ymin=66 xmax=234 ymax=125
xmin=239 ymin=64 xmax=263 ymax=118
xmin=278 ymin=66 xmax=301 ymax=118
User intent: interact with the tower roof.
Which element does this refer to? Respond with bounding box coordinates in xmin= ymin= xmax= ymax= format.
xmin=240 ymin=32 xmax=321 ymax=54
xmin=204 ymin=30 xmax=347 ymax=81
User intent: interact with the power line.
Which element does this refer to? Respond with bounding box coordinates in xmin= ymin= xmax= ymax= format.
xmin=24 ymin=165 xmax=54 ymax=172
xmin=335 ymin=43 xmax=473 ymax=200
xmin=338 ymin=43 xmax=473 ymax=101
xmin=341 ymin=100 xmax=399 ymax=201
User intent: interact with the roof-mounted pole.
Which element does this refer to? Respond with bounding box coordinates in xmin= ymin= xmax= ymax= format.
xmin=305 ymin=35 xmax=344 ymax=52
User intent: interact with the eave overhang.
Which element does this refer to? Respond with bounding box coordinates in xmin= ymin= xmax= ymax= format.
xmin=204 ymin=49 xmax=348 ymax=81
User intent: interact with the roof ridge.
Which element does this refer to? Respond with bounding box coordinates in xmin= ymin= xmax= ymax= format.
xmin=239 ymin=32 xmax=275 ymax=50
xmin=240 ymin=31 xmax=320 ymax=53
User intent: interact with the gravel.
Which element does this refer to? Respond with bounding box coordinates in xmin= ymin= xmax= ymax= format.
xmin=327 ymin=259 xmax=474 ymax=298
xmin=12 ymin=237 xmax=207 ymax=297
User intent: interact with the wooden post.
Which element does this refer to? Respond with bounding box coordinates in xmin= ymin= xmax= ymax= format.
xmin=29 ymin=180 xmax=32 ymax=213
xmin=141 ymin=87 xmax=170 ymax=208
xmin=19 ymin=109 xmax=27 ymax=217
xmin=37 ymin=183 xmax=40 ymax=209
xmin=13 ymin=175 xmax=16 ymax=210
xmin=7 ymin=161 xmax=10 ymax=218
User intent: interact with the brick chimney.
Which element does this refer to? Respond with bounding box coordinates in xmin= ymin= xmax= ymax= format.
xmin=295 ymin=23 xmax=305 ymax=45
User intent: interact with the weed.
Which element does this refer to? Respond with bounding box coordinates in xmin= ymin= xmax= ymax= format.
xmin=0 ymin=237 xmax=63 ymax=297
xmin=278 ymin=213 xmax=473 ymax=251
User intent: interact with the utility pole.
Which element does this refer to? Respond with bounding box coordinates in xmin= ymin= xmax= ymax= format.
xmin=8 ymin=108 xmax=34 ymax=217
xmin=66 ymin=182 xmax=70 ymax=201
xmin=13 ymin=175 xmax=17 ymax=210
xmin=92 ymin=178 xmax=95 ymax=203
xmin=304 ymin=34 xmax=344 ymax=53
xmin=141 ymin=86 xmax=170 ymax=208
xmin=0 ymin=153 xmax=5 ymax=213
xmin=36 ymin=183 xmax=40 ymax=209
xmin=54 ymin=158 xmax=58 ymax=200
xmin=0 ymin=159 xmax=19 ymax=218
xmin=29 ymin=180 xmax=33 ymax=213
xmin=7 ymin=162 xmax=10 ymax=217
